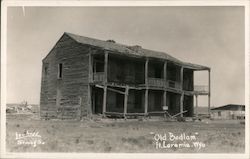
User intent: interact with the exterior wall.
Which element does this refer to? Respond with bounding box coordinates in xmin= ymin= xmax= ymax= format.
xmin=40 ymin=34 xmax=90 ymax=119
xmin=211 ymin=110 xmax=245 ymax=120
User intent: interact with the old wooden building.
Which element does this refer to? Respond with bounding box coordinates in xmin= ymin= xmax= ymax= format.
xmin=40 ymin=32 xmax=211 ymax=119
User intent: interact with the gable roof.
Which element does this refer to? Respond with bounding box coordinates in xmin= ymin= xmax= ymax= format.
xmin=55 ymin=32 xmax=210 ymax=70
xmin=211 ymin=104 xmax=245 ymax=111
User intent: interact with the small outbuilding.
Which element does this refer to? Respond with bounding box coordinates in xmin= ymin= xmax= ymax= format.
xmin=211 ymin=104 xmax=245 ymax=120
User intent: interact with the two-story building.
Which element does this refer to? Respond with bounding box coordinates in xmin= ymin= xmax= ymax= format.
xmin=40 ymin=32 xmax=210 ymax=119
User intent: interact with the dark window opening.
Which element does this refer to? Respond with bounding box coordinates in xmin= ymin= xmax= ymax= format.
xmin=44 ymin=66 xmax=48 ymax=76
xmin=58 ymin=63 xmax=63 ymax=79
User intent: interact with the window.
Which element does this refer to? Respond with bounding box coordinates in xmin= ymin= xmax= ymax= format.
xmin=44 ymin=66 xmax=48 ymax=76
xmin=58 ymin=63 xmax=63 ymax=79
xmin=218 ymin=111 xmax=221 ymax=116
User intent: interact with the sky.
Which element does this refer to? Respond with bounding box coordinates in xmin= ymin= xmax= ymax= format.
xmin=6 ymin=6 xmax=245 ymax=106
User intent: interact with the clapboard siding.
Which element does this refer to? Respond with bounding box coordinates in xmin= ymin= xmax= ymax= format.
xmin=40 ymin=34 xmax=90 ymax=119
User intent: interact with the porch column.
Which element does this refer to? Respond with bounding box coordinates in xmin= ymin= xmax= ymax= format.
xmin=145 ymin=89 xmax=148 ymax=114
xmin=104 ymin=51 xmax=108 ymax=84
xmin=144 ymin=59 xmax=149 ymax=115
xmin=195 ymin=94 xmax=198 ymax=117
xmin=163 ymin=61 xmax=167 ymax=106
xmin=88 ymin=53 xmax=93 ymax=82
xmin=180 ymin=66 xmax=184 ymax=117
xmin=102 ymin=86 xmax=107 ymax=117
xmin=102 ymin=52 xmax=108 ymax=117
xmin=208 ymin=69 xmax=211 ymax=117
xmin=124 ymin=86 xmax=129 ymax=118
xmin=145 ymin=59 xmax=149 ymax=85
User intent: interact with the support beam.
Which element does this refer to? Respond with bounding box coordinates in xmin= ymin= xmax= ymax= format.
xmin=145 ymin=59 xmax=149 ymax=85
xmin=88 ymin=53 xmax=93 ymax=82
xmin=87 ymin=85 xmax=92 ymax=116
xmin=163 ymin=91 xmax=167 ymax=106
xmin=208 ymin=69 xmax=211 ymax=117
xmin=180 ymin=66 xmax=183 ymax=90
xmin=180 ymin=93 xmax=184 ymax=117
xmin=124 ymin=86 xmax=129 ymax=118
xmin=102 ymin=85 xmax=107 ymax=117
xmin=180 ymin=67 xmax=184 ymax=117
xmin=163 ymin=61 xmax=167 ymax=81
xmin=104 ymin=52 xmax=108 ymax=84
xmin=144 ymin=89 xmax=148 ymax=115
xmin=195 ymin=95 xmax=198 ymax=117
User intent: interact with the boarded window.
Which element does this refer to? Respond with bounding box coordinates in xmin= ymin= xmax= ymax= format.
xmin=58 ymin=63 xmax=63 ymax=79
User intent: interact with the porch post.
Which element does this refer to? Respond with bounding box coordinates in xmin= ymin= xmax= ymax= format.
xmin=208 ymin=69 xmax=211 ymax=118
xmin=102 ymin=86 xmax=107 ymax=117
xmin=163 ymin=61 xmax=167 ymax=106
xmin=104 ymin=51 xmax=108 ymax=83
xmin=195 ymin=94 xmax=198 ymax=117
xmin=124 ymin=85 xmax=129 ymax=118
xmin=89 ymin=53 xmax=93 ymax=82
xmin=180 ymin=66 xmax=184 ymax=117
xmin=144 ymin=59 xmax=149 ymax=115
xmin=102 ymin=51 xmax=108 ymax=117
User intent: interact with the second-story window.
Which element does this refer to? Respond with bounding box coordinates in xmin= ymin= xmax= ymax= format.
xmin=58 ymin=63 xmax=63 ymax=79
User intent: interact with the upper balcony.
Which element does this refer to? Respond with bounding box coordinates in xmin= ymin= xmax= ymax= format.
xmin=147 ymin=78 xmax=181 ymax=89
xmin=193 ymin=85 xmax=209 ymax=95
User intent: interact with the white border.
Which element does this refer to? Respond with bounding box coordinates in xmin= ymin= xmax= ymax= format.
xmin=1 ymin=1 xmax=249 ymax=159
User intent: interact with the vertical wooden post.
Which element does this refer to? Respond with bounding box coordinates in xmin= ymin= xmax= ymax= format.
xmin=102 ymin=86 xmax=107 ymax=117
xmin=145 ymin=59 xmax=149 ymax=85
xmin=208 ymin=69 xmax=211 ymax=118
xmin=89 ymin=53 xmax=93 ymax=82
xmin=104 ymin=52 xmax=108 ymax=84
xmin=124 ymin=86 xmax=129 ymax=118
xmin=180 ymin=93 xmax=184 ymax=117
xmin=195 ymin=94 xmax=198 ymax=117
xmin=163 ymin=61 xmax=167 ymax=107
xmin=180 ymin=66 xmax=184 ymax=117
xmin=145 ymin=89 xmax=148 ymax=115
xmin=88 ymin=85 xmax=92 ymax=115
xmin=102 ymin=51 xmax=108 ymax=117
xmin=145 ymin=59 xmax=149 ymax=116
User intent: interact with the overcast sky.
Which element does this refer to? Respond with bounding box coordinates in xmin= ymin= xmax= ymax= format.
xmin=6 ymin=6 xmax=245 ymax=106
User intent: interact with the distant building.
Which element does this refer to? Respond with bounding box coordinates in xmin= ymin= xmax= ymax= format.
xmin=211 ymin=104 xmax=245 ymax=120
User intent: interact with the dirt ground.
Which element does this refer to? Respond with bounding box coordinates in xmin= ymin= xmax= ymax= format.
xmin=6 ymin=114 xmax=245 ymax=153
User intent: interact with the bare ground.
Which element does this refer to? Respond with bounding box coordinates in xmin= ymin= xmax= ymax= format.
xmin=6 ymin=114 xmax=245 ymax=153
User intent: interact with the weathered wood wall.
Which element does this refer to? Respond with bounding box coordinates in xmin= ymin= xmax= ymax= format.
xmin=40 ymin=34 xmax=90 ymax=119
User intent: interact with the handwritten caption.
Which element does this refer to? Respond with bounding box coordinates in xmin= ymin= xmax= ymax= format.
xmin=15 ymin=130 xmax=45 ymax=147
xmin=150 ymin=132 xmax=205 ymax=150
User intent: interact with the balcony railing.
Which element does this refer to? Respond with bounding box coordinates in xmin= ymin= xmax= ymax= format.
xmin=148 ymin=78 xmax=166 ymax=88
xmin=194 ymin=85 xmax=209 ymax=93
xmin=147 ymin=78 xmax=181 ymax=89
xmin=167 ymin=80 xmax=181 ymax=89
xmin=93 ymin=72 xmax=105 ymax=82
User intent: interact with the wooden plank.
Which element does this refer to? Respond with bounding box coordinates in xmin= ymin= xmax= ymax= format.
xmin=108 ymin=87 xmax=125 ymax=95
xmin=195 ymin=95 xmax=198 ymax=117
xmin=208 ymin=69 xmax=211 ymax=117
xmin=124 ymin=86 xmax=129 ymax=117
xmin=144 ymin=89 xmax=148 ymax=115
xmin=163 ymin=61 xmax=167 ymax=82
xmin=163 ymin=91 xmax=167 ymax=106
xmin=180 ymin=92 xmax=184 ymax=117
xmin=102 ymin=85 xmax=107 ymax=117
xmin=145 ymin=59 xmax=149 ymax=85
xmin=88 ymin=53 xmax=93 ymax=82
xmin=104 ymin=52 xmax=108 ymax=83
